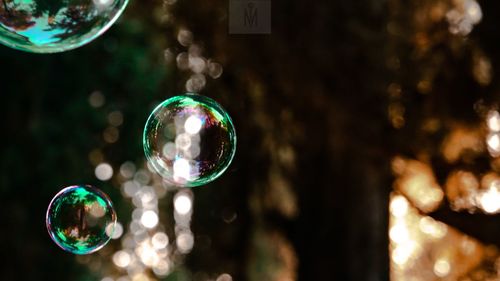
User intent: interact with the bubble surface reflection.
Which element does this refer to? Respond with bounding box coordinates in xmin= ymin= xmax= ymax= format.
xmin=0 ymin=0 xmax=128 ymax=52
xmin=143 ymin=94 xmax=236 ymax=187
xmin=46 ymin=185 xmax=116 ymax=254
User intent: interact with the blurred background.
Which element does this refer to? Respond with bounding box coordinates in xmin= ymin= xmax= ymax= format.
xmin=1 ymin=0 xmax=500 ymax=280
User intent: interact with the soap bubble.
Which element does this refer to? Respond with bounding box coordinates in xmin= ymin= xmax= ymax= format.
xmin=143 ymin=94 xmax=236 ymax=187
xmin=46 ymin=185 xmax=116 ymax=254
xmin=0 ymin=0 xmax=128 ymax=53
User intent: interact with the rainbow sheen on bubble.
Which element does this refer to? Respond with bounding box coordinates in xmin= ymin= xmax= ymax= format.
xmin=46 ymin=185 xmax=116 ymax=254
xmin=143 ymin=94 xmax=236 ymax=187
xmin=0 ymin=0 xmax=128 ymax=53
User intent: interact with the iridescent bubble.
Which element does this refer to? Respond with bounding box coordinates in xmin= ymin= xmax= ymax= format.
xmin=46 ymin=185 xmax=116 ymax=254
xmin=143 ymin=94 xmax=236 ymax=187
xmin=0 ymin=0 xmax=128 ymax=53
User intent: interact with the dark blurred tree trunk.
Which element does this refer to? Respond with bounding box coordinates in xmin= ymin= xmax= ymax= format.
xmin=175 ymin=0 xmax=391 ymax=280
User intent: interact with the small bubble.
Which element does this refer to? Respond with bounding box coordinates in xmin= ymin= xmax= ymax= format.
xmin=46 ymin=185 xmax=116 ymax=254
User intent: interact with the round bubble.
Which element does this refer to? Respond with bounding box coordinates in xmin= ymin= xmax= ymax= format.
xmin=143 ymin=94 xmax=236 ymax=187
xmin=0 ymin=0 xmax=128 ymax=53
xmin=46 ymin=185 xmax=116 ymax=254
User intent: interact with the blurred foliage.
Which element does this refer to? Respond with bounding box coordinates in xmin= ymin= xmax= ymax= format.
xmin=0 ymin=0 xmax=402 ymax=280
xmin=0 ymin=0 xmax=169 ymax=279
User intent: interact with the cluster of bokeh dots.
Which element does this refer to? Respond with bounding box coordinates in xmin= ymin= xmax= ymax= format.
xmin=46 ymin=185 xmax=117 ymax=254
xmin=15 ymin=1 xmax=239 ymax=275
xmin=143 ymin=94 xmax=236 ymax=187
xmin=45 ymin=93 xmax=236 ymax=257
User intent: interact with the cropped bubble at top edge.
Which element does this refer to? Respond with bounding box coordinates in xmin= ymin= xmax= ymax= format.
xmin=0 ymin=0 xmax=129 ymax=53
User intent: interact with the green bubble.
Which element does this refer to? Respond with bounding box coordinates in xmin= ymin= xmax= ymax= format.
xmin=0 ymin=0 xmax=128 ymax=53
xmin=143 ymin=94 xmax=237 ymax=187
xmin=46 ymin=185 xmax=116 ymax=254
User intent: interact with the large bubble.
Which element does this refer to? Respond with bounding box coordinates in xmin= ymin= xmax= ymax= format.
xmin=46 ymin=185 xmax=116 ymax=254
xmin=0 ymin=0 xmax=128 ymax=53
xmin=143 ymin=94 xmax=236 ymax=187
